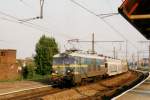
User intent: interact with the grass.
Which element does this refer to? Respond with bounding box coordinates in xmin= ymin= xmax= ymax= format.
xmin=0 ymin=74 xmax=51 ymax=83
xmin=0 ymin=76 xmax=22 ymax=83
xmin=25 ymin=74 xmax=51 ymax=81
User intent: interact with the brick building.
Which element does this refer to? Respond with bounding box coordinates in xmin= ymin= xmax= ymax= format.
xmin=0 ymin=49 xmax=20 ymax=80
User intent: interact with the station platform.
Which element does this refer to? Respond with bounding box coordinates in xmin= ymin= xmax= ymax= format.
xmin=117 ymin=74 xmax=150 ymax=100
xmin=0 ymin=80 xmax=50 ymax=95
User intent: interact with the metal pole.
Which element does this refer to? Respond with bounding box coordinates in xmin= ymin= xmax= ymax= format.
xmin=40 ymin=0 xmax=44 ymax=19
xmin=149 ymin=43 xmax=150 ymax=68
xmin=113 ymin=46 xmax=116 ymax=59
xmin=137 ymin=51 xmax=139 ymax=68
xmin=132 ymin=53 xmax=135 ymax=69
xmin=92 ymin=33 xmax=95 ymax=54
xmin=116 ymin=47 xmax=118 ymax=59
xmin=126 ymin=40 xmax=128 ymax=61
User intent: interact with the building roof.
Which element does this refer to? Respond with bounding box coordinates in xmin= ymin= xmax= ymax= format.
xmin=0 ymin=49 xmax=16 ymax=51
xmin=118 ymin=0 xmax=150 ymax=39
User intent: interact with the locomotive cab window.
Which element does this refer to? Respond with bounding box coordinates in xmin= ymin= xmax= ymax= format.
xmin=53 ymin=56 xmax=76 ymax=65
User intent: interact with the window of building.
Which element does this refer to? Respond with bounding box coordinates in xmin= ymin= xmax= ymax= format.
xmin=0 ymin=52 xmax=5 ymax=56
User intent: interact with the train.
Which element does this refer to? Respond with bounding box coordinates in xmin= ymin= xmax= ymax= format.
xmin=50 ymin=50 xmax=128 ymax=87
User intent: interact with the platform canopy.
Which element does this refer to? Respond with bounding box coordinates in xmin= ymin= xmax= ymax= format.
xmin=118 ymin=0 xmax=150 ymax=39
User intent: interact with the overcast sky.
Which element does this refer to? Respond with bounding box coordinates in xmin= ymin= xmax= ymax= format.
xmin=0 ymin=0 xmax=147 ymax=59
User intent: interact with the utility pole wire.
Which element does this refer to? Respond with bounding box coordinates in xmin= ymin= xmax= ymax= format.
xmin=68 ymin=33 xmax=125 ymax=58
xmin=19 ymin=0 xmax=44 ymax=22
xmin=70 ymin=0 xmax=138 ymax=50
xmin=97 ymin=13 xmax=119 ymax=19
xmin=19 ymin=0 xmax=39 ymax=16
xmin=0 ymin=10 xmax=51 ymax=34
xmin=0 ymin=10 xmax=72 ymax=39
xmin=20 ymin=0 xmax=33 ymax=9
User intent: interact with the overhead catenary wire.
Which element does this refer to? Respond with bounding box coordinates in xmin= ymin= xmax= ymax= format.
xmin=0 ymin=40 xmax=5 ymax=42
xmin=19 ymin=0 xmax=34 ymax=9
xmin=19 ymin=0 xmax=44 ymax=22
xmin=0 ymin=39 xmax=15 ymax=44
xmin=0 ymin=0 xmax=138 ymax=50
xmin=0 ymin=16 xmax=50 ymax=35
xmin=0 ymin=10 xmax=73 ymax=39
xmin=19 ymin=0 xmax=41 ymax=22
xmin=97 ymin=13 xmax=119 ymax=19
xmin=0 ymin=10 xmax=50 ymax=34
xmin=69 ymin=0 xmax=138 ymax=50
xmin=0 ymin=16 xmax=18 ymax=23
xmin=1 ymin=0 xmax=73 ymax=39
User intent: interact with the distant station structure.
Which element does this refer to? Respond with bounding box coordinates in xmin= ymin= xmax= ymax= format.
xmin=119 ymin=0 xmax=150 ymax=39
xmin=0 ymin=49 xmax=20 ymax=80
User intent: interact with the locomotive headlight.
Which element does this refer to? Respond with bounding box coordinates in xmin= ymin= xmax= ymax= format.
xmin=67 ymin=70 xmax=70 ymax=73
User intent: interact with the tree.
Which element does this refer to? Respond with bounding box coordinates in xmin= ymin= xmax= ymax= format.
xmin=34 ymin=35 xmax=59 ymax=75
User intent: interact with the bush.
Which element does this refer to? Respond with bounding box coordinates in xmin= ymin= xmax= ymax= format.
xmin=23 ymin=63 xmax=35 ymax=79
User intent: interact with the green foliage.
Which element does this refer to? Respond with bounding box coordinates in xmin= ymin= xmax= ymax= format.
xmin=26 ymin=74 xmax=51 ymax=81
xmin=23 ymin=63 xmax=35 ymax=79
xmin=34 ymin=35 xmax=59 ymax=75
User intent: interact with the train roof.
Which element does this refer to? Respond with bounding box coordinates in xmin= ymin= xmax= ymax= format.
xmin=70 ymin=52 xmax=105 ymax=59
xmin=118 ymin=0 xmax=150 ymax=39
xmin=53 ymin=51 xmax=122 ymax=61
xmin=53 ymin=49 xmax=125 ymax=61
xmin=53 ymin=51 xmax=105 ymax=60
xmin=105 ymin=58 xmax=121 ymax=62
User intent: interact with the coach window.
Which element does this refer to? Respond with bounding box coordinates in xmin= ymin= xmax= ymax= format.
xmin=85 ymin=58 xmax=87 ymax=64
xmin=93 ymin=59 xmax=96 ymax=71
xmin=75 ymin=57 xmax=80 ymax=64
xmin=87 ymin=58 xmax=91 ymax=71
xmin=81 ymin=57 xmax=85 ymax=64
xmin=96 ymin=59 xmax=100 ymax=65
xmin=105 ymin=63 xmax=108 ymax=68
xmin=101 ymin=60 xmax=105 ymax=65
xmin=87 ymin=58 xmax=91 ymax=65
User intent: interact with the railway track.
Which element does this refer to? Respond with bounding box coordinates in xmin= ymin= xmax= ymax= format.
xmin=0 ymin=85 xmax=66 ymax=100
xmin=41 ymin=70 xmax=148 ymax=100
xmin=0 ymin=70 xmax=148 ymax=100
